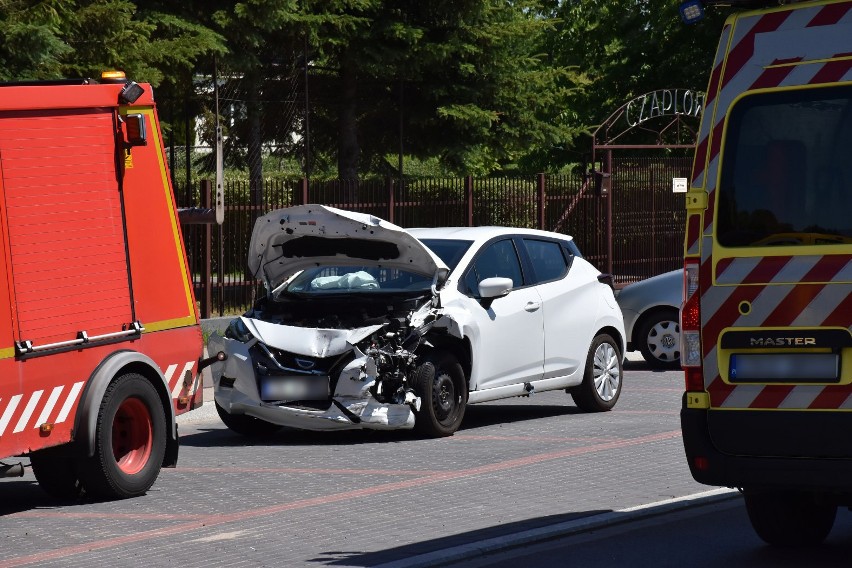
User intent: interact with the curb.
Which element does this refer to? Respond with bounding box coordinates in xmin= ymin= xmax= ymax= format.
xmin=373 ymin=488 xmax=740 ymax=568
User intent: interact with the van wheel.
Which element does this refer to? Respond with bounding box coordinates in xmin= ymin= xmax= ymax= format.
xmin=571 ymin=334 xmax=622 ymax=412
xmin=637 ymin=309 xmax=680 ymax=369
xmin=215 ymin=401 xmax=282 ymax=437
xmin=30 ymin=447 xmax=83 ymax=499
xmin=413 ymin=351 xmax=467 ymax=437
xmin=744 ymin=489 xmax=836 ymax=546
xmin=78 ymin=374 xmax=166 ymax=499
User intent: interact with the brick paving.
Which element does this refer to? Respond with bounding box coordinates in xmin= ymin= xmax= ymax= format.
xmin=0 ymin=359 xmax=706 ymax=567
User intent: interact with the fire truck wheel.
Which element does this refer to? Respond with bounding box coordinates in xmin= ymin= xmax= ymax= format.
xmin=79 ymin=373 xmax=166 ymax=499
xmin=413 ymin=351 xmax=467 ymax=438
xmin=744 ymin=489 xmax=837 ymax=546
xmin=30 ymin=447 xmax=83 ymax=499
xmin=570 ymin=333 xmax=622 ymax=412
xmin=215 ymin=401 xmax=282 ymax=437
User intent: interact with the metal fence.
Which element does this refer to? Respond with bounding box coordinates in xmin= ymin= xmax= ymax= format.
xmin=177 ymin=156 xmax=691 ymax=316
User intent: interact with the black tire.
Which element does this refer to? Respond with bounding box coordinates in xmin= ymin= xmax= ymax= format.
xmin=215 ymin=400 xmax=282 ymax=437
xmin=413 ymin=351 xmax=467 ymax=437
xmin=30 ymin=447 xmax=83 ymax=499
xmin=744 ymin=489 xmax=837 ymax=547
xmin=571 ymin=333 xmax=623 ymax=412
xmin=77 ymin=373 xmax=167 ymax=499
xmin=636 ymin=308 xmax=680 ymax=369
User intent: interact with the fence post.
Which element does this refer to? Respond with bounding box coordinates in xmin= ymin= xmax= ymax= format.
xmin=387 ymin=177 xmax=395 ymax=224
xmin=300 ymin=177 xmax=309 ymax=205
xmin=200 ymin=179 xmax=213 ymax=319
xmin=465 ymin=175 xmax=474 ymax=227
xmin=537 ymin=173 xmax=546 ymax=230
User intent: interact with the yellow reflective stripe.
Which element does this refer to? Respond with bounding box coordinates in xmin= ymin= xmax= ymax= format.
xmin=142 ymin=316 xmax=198 ymax=334
xmin=0 ymin=347 xmax=15 ymax=360
xmin=765 ymin=54 xmax=852 ymax=70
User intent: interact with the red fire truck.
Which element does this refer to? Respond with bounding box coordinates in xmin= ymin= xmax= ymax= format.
xmin=0 ymin=72 xmax=208 ymax=499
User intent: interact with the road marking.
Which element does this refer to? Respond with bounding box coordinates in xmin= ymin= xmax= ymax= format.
xmin=0 ymin=429 xmax=682 ymax=567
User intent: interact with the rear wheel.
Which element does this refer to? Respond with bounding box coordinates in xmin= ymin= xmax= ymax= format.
xmin=413 ymin=351 xmax=467 ymax=437
xmin=30 ymin=447 xmax=82 ymax=499
xmin=744 ymin=489 xmax=837 ymax=546
xmin=215 ymin=401 xmax=282 ymax=437
xmin=637 ymin=309 xmax=680 ymax=369
xmin=571 ymin=334 xmax=622 ymax=412
xmin=78 ymin=373 xmax=166 ymax=499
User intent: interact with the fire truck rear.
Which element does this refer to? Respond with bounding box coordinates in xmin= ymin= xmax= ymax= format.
xmin=0 ymin=73 xmax=207 ymax=499
xmin=679 ymin=0 xmax=852 ymax=545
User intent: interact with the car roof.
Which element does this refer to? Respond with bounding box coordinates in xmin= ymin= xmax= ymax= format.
xmin=408 ymin=226 xmax=575 ymax=246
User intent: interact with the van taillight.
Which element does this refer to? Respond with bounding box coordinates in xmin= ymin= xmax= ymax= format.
xmin=681 ymin=260 xmax=702 ymax=370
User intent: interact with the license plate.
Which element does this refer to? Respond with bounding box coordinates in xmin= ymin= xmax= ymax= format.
xmin=729 ymin=353 xmax=839 ymax=383
xmin=260 ymin=376 xmax=329 ymax=401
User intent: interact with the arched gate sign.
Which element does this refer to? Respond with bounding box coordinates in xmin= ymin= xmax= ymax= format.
xmin=590 ymin=89 xmax=704 ymax=280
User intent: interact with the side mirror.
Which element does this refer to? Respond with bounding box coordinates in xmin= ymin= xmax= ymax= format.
xmin=478 ymin=277 xmax=513 ymax=309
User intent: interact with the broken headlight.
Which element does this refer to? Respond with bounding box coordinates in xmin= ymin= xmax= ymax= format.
xmin=225 ymin=318 xmax=254 ymax=343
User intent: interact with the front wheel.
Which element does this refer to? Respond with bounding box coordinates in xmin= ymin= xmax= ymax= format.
xmin=77 ymin=373 xmax=167 ymax=499
xmin=413 ymin=351 xmax=467 ymax=437
xmin=744 ymin=489 xmax=837 ymax=546
xmin=571 ymin=334 xmax=622 ymax=412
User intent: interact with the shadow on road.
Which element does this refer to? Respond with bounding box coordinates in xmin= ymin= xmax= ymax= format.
xmin=305 ymin=509 xmax=611 ymax=566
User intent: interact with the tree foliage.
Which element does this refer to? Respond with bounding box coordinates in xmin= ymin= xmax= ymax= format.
xmin=0 ymin=0 xmax=730 ymax=177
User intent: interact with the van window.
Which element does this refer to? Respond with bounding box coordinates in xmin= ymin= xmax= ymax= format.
xmin=716 ymin=85 xmax=852 ymax=247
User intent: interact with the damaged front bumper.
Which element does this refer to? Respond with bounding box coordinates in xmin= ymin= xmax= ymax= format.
xmin=208 ymin=325 xmax=418 ymax=431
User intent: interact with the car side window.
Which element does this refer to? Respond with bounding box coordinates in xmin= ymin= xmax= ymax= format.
xmin=523 ymin=238 xmax=569 ymax=284
xmin=463 ymin=239 xmax=524 ymax=294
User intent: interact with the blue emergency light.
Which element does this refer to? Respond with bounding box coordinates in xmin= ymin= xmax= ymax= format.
xmin=679 ymin=0 xmax=706 ymax=24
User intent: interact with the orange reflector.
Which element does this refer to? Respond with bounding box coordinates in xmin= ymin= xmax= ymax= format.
xmin=39 ymin=423 xmax=54 ymax=433
xmin=178 ymin=396 xmax=189 ymax=405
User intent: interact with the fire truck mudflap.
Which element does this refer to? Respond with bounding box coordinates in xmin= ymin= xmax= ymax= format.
xmin=0 ymin=73 xmax=204 ymax=499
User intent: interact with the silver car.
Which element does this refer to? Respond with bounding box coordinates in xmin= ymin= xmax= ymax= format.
xmin=616 ymin=269 xmax=682 ymax=369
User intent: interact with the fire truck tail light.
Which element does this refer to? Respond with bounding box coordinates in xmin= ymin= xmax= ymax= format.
xmin=682 ymin=331 xmax=702 ymax=367
xmin=685 ymin=365 xmax=704 ymax=391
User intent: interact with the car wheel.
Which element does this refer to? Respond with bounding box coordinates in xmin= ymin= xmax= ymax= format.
xmin=744 ymin=489 xmax=836 ymax=546
xmin=215 ymin=400 xmax=282 ymax=437
xmin=571 ymin=334 xmax=622 ymax=412
xmin=413 ymin=351 xmax=467 ymax=437
xmin=637 ymin=308 xmax=680 ymax=369
xmin=30 ymin=447 xmax=83 ymax=499
xmin=77 ymin=373 xmax=166 ymax=499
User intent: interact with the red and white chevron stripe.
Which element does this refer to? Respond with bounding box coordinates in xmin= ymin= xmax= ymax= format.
xmin=0 ymin=358 xmax=198 ymax=440
xmin=0 ymin=381 xmax=84 ymax=437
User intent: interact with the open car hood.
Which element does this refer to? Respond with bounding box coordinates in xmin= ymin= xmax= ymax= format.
xmin=248 ymin=204 xmax=449 ymax=289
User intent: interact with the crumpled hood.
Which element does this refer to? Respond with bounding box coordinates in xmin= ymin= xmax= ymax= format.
xmin=241 ymin=316 xmax=383 ymax=357
xmin=247 ymin=204 xmax=449 ymax=289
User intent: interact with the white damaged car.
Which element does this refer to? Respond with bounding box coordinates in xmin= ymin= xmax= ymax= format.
xmin=208 ymin=205 xmax=626 ymax=437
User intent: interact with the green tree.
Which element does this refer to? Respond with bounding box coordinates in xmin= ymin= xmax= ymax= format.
xmin=543 ymin=0 xmax=727 ymax=159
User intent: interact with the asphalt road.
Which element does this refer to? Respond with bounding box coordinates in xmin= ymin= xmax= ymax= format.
xmin=442 ymin=496 xmax=852 ymax=568
xmin=1 ymin=356 xmax=726 ymax=567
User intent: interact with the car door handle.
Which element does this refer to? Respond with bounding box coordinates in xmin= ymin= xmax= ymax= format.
xmin=524 ymin=301 xmax=541 ymax=312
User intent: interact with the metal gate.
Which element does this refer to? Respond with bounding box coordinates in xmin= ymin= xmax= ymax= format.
xmin=591 ymin=88 xmax=705 ymax=284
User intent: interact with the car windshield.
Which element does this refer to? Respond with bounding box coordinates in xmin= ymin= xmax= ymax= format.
xmin=278 ymin=265 xmax=433 ymax=296
xmin=418 ymin=239 xmax=473 ymax=271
